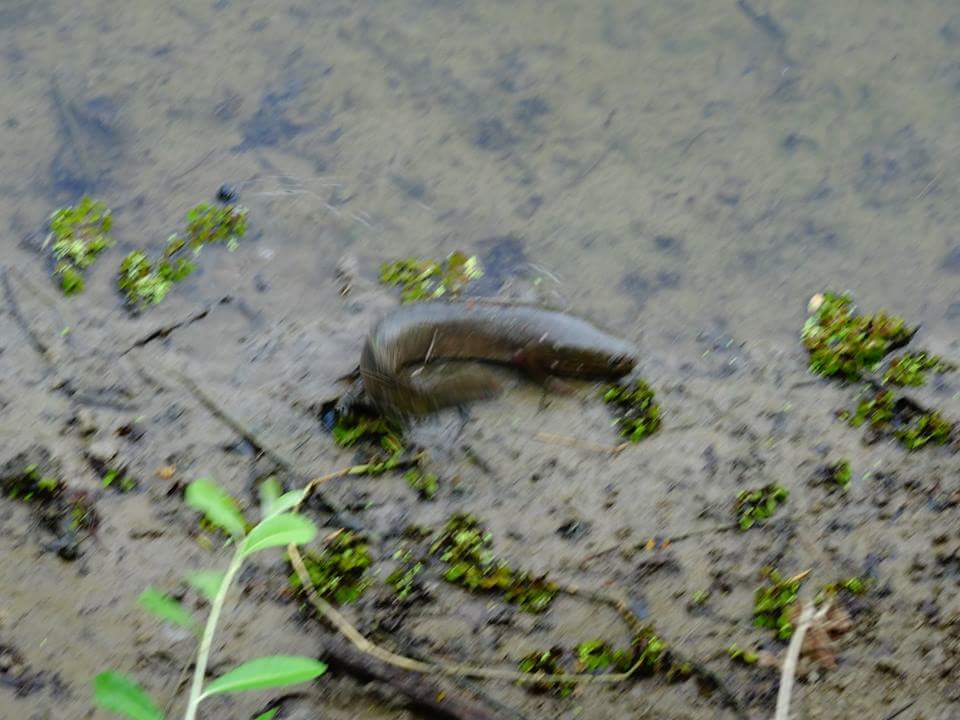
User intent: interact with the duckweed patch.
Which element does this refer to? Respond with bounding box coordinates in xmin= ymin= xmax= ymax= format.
xmin=734 ymin=484 xmax=788 ymax=530
xmin=883 ymin=351 xmax=955 ymax=386
xmin=601 ymin=379 xmax=662 ymax=442
xmin=47 ymin=197 xmax=113 ymax=295
xmin=430 ymin=513 xmax=558 ymax=613
xmin=379 ymin=251 xmax=483 ymax=303
xmin=753 ymin=568 xmax=803 ymax=640
xmin=802 ymin=291 xmax=915 ymax=380
xmin=288 ymin=531 xmax=372 ymax=605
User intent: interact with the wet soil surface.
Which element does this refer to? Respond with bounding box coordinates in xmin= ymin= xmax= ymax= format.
xmin=2 ymin=2 xmax=960 ymax=719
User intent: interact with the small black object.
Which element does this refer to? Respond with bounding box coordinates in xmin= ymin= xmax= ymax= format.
xmin=216 ymin=184 xmax=238 ymax=203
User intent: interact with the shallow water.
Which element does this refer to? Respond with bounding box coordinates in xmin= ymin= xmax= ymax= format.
xmin=1 ymin=2 xmax=959 ymax=719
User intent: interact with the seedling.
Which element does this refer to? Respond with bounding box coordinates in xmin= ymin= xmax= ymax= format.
xmin=93 ymin=477 xmax=325 ymax=720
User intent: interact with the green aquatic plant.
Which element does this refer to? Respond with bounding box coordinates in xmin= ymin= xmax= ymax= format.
xmin=815 ymin=575 xmax=869 ymax=605
xmin=4 ymin=464 xmax=61 ymax=502
xmin=47 ymin=197 xmax=113 ymax=294
xmin=288 ymin=530 xmax=372 ymax=605
xmin=101 ymin=466 xmax=137 ymax=493
xmin=726 ymin=644 xmax=759 ymax=665
xmin=117 ymin=249 xmax=195 ymax=307
xmin=430 ymin=513 xmax=558 ymax=613
xmin=93 ymin=477 xmax=325 ymax=720
xmin=842 ymin=390 xmax=953 ymax=450
xmin=827 ymin=460 xmax=851 ymax=489
xmin=386 ymin=549 xmax=424 ymax=600
xmin=734 ymin=484 xmax=788 ymax=531
xmin=802 ymin=291 xmax=915 ymax=380
xmin=180 ymin=203 xmax=248 ymax=251
xmin=753 ymin=568 xmax=804 ymax=640
xmin=601 ymin=379 xmax=662 ymax=442
xmin=404 ymin=467 xmax=438 ymax=499
xmin=883 ymin=351 xmax=955 ymax=386
xmin=379 ymin=251 xmax=483 ymax=303
xmin=517 ymin=647 xmax=574 ymax=696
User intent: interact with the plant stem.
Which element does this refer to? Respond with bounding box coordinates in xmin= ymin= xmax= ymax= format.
xmin=183 ymin=546 xmax=245 ymax=720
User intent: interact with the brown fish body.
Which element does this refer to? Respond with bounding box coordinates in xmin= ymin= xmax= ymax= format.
xmin=360 ymin=300 xmax=638 ymax=416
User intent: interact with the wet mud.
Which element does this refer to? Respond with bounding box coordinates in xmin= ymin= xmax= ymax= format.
xmin=1 ymin=2 xmax=959 ymax=719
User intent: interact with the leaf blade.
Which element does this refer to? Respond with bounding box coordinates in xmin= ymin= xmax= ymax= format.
xmin=185 ymin=477 xmax=246 ymax=538
xmin=137 ymin=587 xmax=196 ymax=632
xmin=201 ymin=656 xmax=327 ymax=697
xmin=240 ymin=513 xmax=316 ymax=558
xmin=92 ymin=672 xmax=165 ymax=720
xmin=186 ymin=570 xmax=225 ymax=603
xmin=253 ymin=710 xmax=279 ymax=720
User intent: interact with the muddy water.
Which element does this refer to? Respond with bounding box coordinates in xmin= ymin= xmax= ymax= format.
xmin=1 ymin=1 xmax=959 ymax=719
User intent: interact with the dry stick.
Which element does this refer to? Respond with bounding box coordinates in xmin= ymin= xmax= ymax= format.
xmin=773 ymin=600 xmax=830 ymax=720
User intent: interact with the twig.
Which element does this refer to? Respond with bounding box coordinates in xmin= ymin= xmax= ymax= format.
xmin=882 ymin=701 xmax=916 ymax=720
xmin=774 ymin=600 xmax=830 ymax=720
xmin=120 ymin=305 xmax=214 ymax=356
xmin=534 ymin=431 xmax=629 ymax=455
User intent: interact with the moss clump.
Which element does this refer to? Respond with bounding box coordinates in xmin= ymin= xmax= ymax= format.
xmin=842 ymin=390 xmax=953 ymax=450
xmin=517 ymin=647 xmax=574 ymax=696
xmin=883 ymin=351 xmax=955 ymax=386
xmin=753 ymin=568 xmax=803 ymax=640
xmin=4 ymin=464 xmax=61 ymax=502
xmin=802 ymin=292 xmax=915 ymax=380
xmin=117 ymin=249 xmax=195 ymax=307
xmin=430 ymin=513 xmax=558 ymax=613
xmin=181 ymin=203 xmax=248 ymax=251
xmin=289 ymin=531 xmax=372 ymax=604
xmin=827 ymin=460 xmax=851 ymax=489
xmin=386 ymin=549 xmax=424 ymax=600
xmin=117 ymin=203 xmax=247 ymax=308
xmin=815 ymin=576 xmax=869 ymax=604
xmin=47 ymin=197 xmax=113 ymax=295
xmin=379 ymin=251 xmax=483 ymax=303
xmin=601 ymin=379 xmax=662 ymax=442
xmin=330 ymin=409 xmax=410 ymax=475
xmin=404 ymin=467 xmax=438 ymax=499
xmin=727 ymin=644 xmax=759 ymax=665
xmin=734 ymin=484 xmax=788 ymax=531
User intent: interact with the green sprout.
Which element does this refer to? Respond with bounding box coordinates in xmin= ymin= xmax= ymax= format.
xmin=815 ymin=576 xmax=869 ymax=604
xmin=93 ymin=477 xmax=325 ymax=720
xmin=430 ymin=513 xmax=558 ymax=613
xmin=883 ymin=351 xmax=955 ymax=386
xmin=727 ymin=644 xmax=759 ymax=665
xmin=47 ymin=197 xmax=113 ymax=295
xmin=601 ymin=379 xmax=662 ymax=442
xmin=827 ymin=460 xmax=852 ymax=489
xmin=734 ymin=484 xmax=789 ymax=531
xmin=288 ymin=531 xmax=372 ymax=605
xmin=753 ymin=568 xmax=804 ymax=640
xmin=101 ymin=466 xmax=137 ymax=493
xmin=379 ymin=251 xmax=483 ymax=303
xmin=802 ymin=291 xmax=915 ymax=380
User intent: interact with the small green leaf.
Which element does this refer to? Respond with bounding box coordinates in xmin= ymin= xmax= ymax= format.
xmin=137 ymin=588 xmax=196 ymax=632
xmin=92 ymin=672 xmax=165 ymax=720
xmin=200 ymin=656 xmax=327 ymax=697
xmin=240 ymin=513 xmax=317 ymax=558
xmin=185 ymin=478 xmax=247 ymax=538
xmin=258 ymin=477 xmax=282 ymax=517
xmin=186 ymin=570 xmax=225 ymax=602
xmin=253 ymin=710 xmax=279 ymax=720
